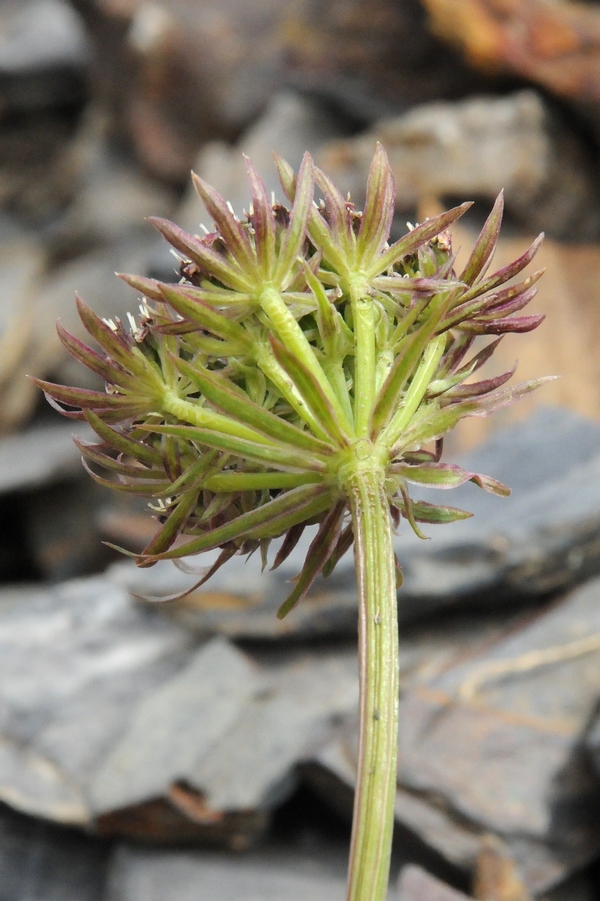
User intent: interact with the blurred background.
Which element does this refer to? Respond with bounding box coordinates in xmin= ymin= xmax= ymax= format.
xmin=3 ymin=1 xmax=600 ymax=899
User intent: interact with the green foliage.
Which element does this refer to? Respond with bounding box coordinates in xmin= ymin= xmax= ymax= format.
xmin=37 ymin=142 xmax=549 ymax=901
xmin=37 ymin=144 xmax=548 ymax=613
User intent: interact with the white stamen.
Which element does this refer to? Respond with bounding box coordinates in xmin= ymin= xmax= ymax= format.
xmin=149 ymin=497 xmax=173 ymax=513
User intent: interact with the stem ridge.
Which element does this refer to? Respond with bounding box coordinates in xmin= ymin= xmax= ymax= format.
xmin=346 ymin=467 xmax=399 ymax=901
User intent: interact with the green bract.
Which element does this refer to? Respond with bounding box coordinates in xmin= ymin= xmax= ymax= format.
xmin=38 ymin=143 xmax=548 ymax=614
xmin=38 ymin=142 xmax=550 ymax=901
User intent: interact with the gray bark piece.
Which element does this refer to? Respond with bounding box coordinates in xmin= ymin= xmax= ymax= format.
xmin=0 ymin=423 xmax=93 ymax=495
xmin=191 ymin=650 xmax=358 ymax=811
xmin=305 ymin=738 xmax=572 ymax=895
xmin=396 ymin=405 xmax=600 ymax=616
xmin=108 ymin=550 xmax=359 ymax=640
xmin=0 ymin=802 xmax=108 ymax=901
xmin=22 ymin=476 xmax=114 ymax=580
xmin=0 ymin=0 xmax=89 ymax=113
xmin=151 ymin=89 xmax=346 ymax=281
xmin=177 ymin=91 xmax=346 ymax=229
xmin=306 ymin=578 xmax=600 ymax=895
xmin=0 ymin=0 xmax=89 ymax=77
xmin=395 ymin=576 xmax=600 ymax=892
xmin=0 ymin=234 xmax=48 ymax=433
xmin=318 ymin=91 xmax=600 ymax=239
xmin=55 ymin=118 xmax=177 ymax=246
xmin=396 ymin=861 xmax=594 ymax=901
xmin=106 ymin=843 xmax=348 ymax=901
xmin=541 ymin=874 xmax=597 ymax=901
xmin=89 ymin=638 xmax=262 ymax=814
xmin=0 ymin=575 xmax=195 ymax=824
xmin=397 ymin=865 xmax=472 ymax=901
xmin=0 ymin=571 xmax=356 ymax=837
xmin=584 ymin=711 xmax=600 ymax=776
xmin=29 ymin=234 xmax=165 ymax=390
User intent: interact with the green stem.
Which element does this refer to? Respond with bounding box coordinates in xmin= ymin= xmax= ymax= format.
xmin=383 ymin=333 xmax=446 ymax=446
xmin=350 ymin=282 xmax=376 ymax=436
xmin=323 ymin=358 xmax=354 ymax=427
xmin=259 ymin=286 xmax=353 ymax=433
xmin=345 ymin=461 xmax=398 ymax=901
xmin=162 ymin=391 xmax=273 ymax=444
xmin=204 ymin=471 xmax=320 ymax=492
xmin=252 ymin=339 xmax=331 ymax=442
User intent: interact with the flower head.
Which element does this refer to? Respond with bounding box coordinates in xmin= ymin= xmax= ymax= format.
xmin=37 ymin=144 xmax=551 ymax=615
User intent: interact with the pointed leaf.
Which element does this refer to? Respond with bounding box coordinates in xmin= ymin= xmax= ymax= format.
xmin=34 ymin=378 xmax=149 ymax=413
xmin=314 ymin=165 xmax=354 ymax=258
xmin=475 ymin=287 xmax=539 ymax=320
xmin=149 ymin=217 xmax=253 ymax=294
xmin=392 ymin=461 xmax=510 ymax=495
xmin=74 ymin=438 xmax=164 ymax=480
xmin=277 ymin=500 xmax=345 ymax=618
xmin=459 ymin=233 xmax=544 ymax=302
xmin=459 ymin=313 xmax=545 ymax=335
xmin=271 ymin=523 xmax=306 ymax=570
xmin=357 ymin=143 xmax=395 ymax=262
xmin=459 ymin=192 xmax=503 ymax=286
xmin=275 ymin=152 xmax=315 ymax=282
xmin=141 ymin=490 xmax=199 ymax=557
xmin=321 ymin=521 xmax=354 ymax=578
xmin=143 ymin=483 xmax=334 ymax=561
xmin=395 ymin=376 xmax=556 ymax=456
xmin=56 ymin=324 xmax=133 ymax=386
xmin=244 ymin=155 xmax=276 ymax=274
xmin=172 ymin=354 xmax=334 ymax=457
xmin=436 ymin=333 xmax=476 ymax=379
xmin=147 ymin=422 xmax=328 ymax=473
xmin=191 ymin=173 xmax=258 ymax=275
xmin=80 ymin=457 xmax=169 ymax=494
xmin=441 ymin=365 xmax=516 ymax=401
xmin=158 ymin=284 xmax=251 ymax=346
xmin=370 ymin=203 xmax=472 ymax=278
xmin=445 ymin=278 xmax=541 ymax=330
xmin=118 ymin=272 xmax=172 ymax=302
xmin=396 ymin=498 xmax=474 ymax=524
xmin=270 ymin=336 xmax=350 ymax=446
xmin=430 ymin=337 xmax=502 ymax=395
xmin=274 ymin=153 xmax=347 ymax=274
xmin=84 ymin=411 xmax=162 ymax=465
xmin=75 ymin=297 xmax=151 ymax=379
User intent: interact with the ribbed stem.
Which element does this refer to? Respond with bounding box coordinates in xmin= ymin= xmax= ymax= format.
xmin=259 ymin=286 xmax=353 ymax=433
xmin=346 ymin=463 xmax=398 ymax=901
xmin=350 ymin=282 xmax=376 ymax=436
xmin=162 ymin=391 xmax=269 ymax=443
